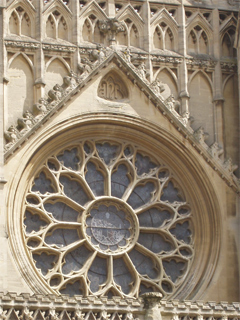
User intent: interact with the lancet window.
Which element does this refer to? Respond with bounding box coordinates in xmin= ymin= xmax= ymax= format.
xmin=9 ymin=6 xmax=31 ymax=37
xmin=46 ymin=11 xmax=68 ymax=41
xmin=153 ymin=22 xmax=174 ymax=51
xmin=188 ymin=25 xmax=209 ymax=55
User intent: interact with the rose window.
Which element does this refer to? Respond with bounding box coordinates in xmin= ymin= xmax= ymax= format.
xmin=23 ymin=139 xmax=193 ymax=298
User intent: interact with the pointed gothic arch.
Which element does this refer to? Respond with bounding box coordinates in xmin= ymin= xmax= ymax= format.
xmin=97 ymin=70 xmax=129 ymax=101
xmin=187 ymin=25 xmax=209 ymax=55
xmin=45 ymin=57 xmax=70 ymax=96
xmin=46 ymin=13 xmax=57 ymax=38
xmin=58 ymin=15 xmax=68 ymax=41
xmin=222 ymin=74 xmax=239 ymax=170
xmin=154 ymin=67 xmax=178 ymax=99
xmin=21 ymin=11 xmax=31 ymax=37
xmin=117 ymin=5 xmax=144 ymax=48
xmin=129 ymin=23 xmax=140 ymax=48
xmin=46 ymin=11 xmax=69 ymax=41
xmin=79 ymin=2 xmax=108 ymax=44
xmin=94 ymin=19 xmax=107 ymax=45
xmin=8 ymin=51 xmax=34 ymax=73
xmin=116 ymin=3 xmax=144 ymax=29
xmin=9 ymin=10 xmax=20 ymax=35
xmin=82 ymin=17 xmax=94 ymax=42
xmin=116 ymin=20 xmax=128 ymax=46
xmin=165 ymin=27 xmax=174 ymax=51
xmin=153 ymin=25 xmax=163 ymax=50
xmin=221 ymin=26 xmax=237 ymax=57
xmin=7 ymin=0 xmax=35 ymax=38
xmin=188 ymin=70 xmax=214 ymax=144
xmin=187 ymin=14 xmax=213 ymax=55
xmin=151 ymin=9 xmax=178 ymax=51
xmin=43 ymin=1 xmax=72 ymax=41
xmin=7 ymin=53 xmax=34 ymax=128
xmin=79 ymin=0 xmax=108 ymax=21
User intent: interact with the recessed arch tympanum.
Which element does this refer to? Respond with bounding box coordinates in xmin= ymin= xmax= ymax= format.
xmin=98 ymin=72 xmax=129 ymax=101
xmin=7 ymin=113 xmax=220 ymax=300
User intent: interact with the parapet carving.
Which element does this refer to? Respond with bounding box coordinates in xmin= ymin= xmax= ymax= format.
xmin=3 ymin=48 xmax=239 ymax=193
xmin=0 ymin=292 xmax=240 ymax=320
xmin=186 ymin=58 xmax=217 ymax=70
xmin=151 ymin=55 xmax=183 ymax=64
xmin=220 ymin=62 xmax=238 ymax=73
xmin=193 ymin=127 xmax=238 ymax=176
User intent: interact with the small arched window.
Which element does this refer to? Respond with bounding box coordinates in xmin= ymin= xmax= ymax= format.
xmin=188 ymin=25 xmax=208 ymax=55
xmin=46 ymin=10 xmax=69 ymax=41
xmin=222 ymin=28 xmax=236 ymax=58
xmin=9 ymin=7 xmax=32 ymax=37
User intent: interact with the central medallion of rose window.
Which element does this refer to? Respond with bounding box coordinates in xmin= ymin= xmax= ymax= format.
xmin=84 ymin=200 xmax=138 ymax=255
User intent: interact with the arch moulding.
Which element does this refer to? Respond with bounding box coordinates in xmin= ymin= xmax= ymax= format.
xmin=7 ymin=112 xmax=221 ymax=301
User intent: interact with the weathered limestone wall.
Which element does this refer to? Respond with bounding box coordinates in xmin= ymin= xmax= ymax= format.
xmin=0 ymin=0 xmax=239 ymax=306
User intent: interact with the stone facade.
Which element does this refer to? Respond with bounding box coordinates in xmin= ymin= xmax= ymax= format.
xmin=0 ymin=0 xmax=239 ymax=319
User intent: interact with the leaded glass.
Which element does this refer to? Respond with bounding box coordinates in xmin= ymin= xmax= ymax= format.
xmin=23 ymin=139 xmax=193 ymax=298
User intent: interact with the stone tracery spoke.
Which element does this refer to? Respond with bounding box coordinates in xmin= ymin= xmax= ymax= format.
xmin=24 ymin=138 xmax=194 ymax=298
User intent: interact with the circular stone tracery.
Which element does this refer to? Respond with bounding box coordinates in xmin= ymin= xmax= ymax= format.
xmin=83 ymin=199 xmax=138 ymax=255
xmin=23 ymin=138 xmax=194 ymax=298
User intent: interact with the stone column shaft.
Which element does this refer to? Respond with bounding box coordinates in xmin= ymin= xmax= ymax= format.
xmin=32 ymin=0 xmax=45 ymax=101
xmin=212 ymin=7 xmax=224 ymax=148
xmin=0 ymin=0 xmax=7 ymax=293
xmin=178 ymin=2 xmax=189 ymax=116
xmin=142 ymin=1 xmax=153 ymax=81
xmin=69 ymin=1 xmax=80 ymax=72
xmin=106 ymin=0 xmax=116 ymax=18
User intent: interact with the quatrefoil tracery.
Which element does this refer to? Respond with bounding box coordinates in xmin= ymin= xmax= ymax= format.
xmin=24 ymin=139 xmax=193 ymax=298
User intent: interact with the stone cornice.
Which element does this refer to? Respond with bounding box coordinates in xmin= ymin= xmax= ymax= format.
xmin=0 ymin=292 xmax=239 ymax=318
xmin=220 ymin=61 xmax=238 ymax=72
xmin=186 ymin=57 xmax=217 ymax=70
xmin=42 ymin=43 xmax=77 ymax=53
xmin=3 ymin=49 xmax=240 ymax=193
xmin=5 ymin=40 xmax=40 ymax=50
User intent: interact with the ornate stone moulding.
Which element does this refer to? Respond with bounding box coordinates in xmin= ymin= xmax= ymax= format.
xmin=220 ymin=61 xmax=238 ymax=72
xmin=5 ymin=39 xmax=40 ymax=50
xmin=185 ymin=57 xmax=217 ymax=70
xmin=0 ymin=291 xmax=240 ymax=320
xmin=3 ymin=50 xmax=239 ymax=193
xmin=7 ymin=114 xmax=220 ymax=302
xmin=42 ymin=43 xmax=77 ymax=53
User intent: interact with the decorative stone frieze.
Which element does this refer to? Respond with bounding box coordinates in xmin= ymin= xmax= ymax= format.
xmin=0 ymin=293 xmax=239 ymax=320
xmin=220 ymin=61 xmax=238 ymax=72
xmin=186 ymin=58 xmax=217 ymax=70
xmin=151 ymin=55 xmax=183 ymax=65
xmin=42 ymin=44 xmax=77 ymax=53
xmin=5 ymin=40 xmax=40 ymax=50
